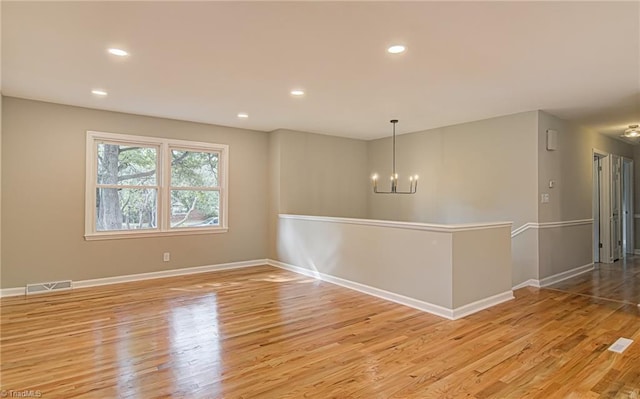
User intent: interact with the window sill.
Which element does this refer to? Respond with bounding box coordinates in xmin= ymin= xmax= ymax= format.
xmin=85 ymin=227 xmax=228 ymax=241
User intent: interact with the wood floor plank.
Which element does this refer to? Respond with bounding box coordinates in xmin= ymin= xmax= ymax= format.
xmin=1 ymin=265 xmax=639 ymax=398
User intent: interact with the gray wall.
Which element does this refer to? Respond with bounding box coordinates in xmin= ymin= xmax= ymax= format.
xmin=634 ymin=145 xmax=640 ymax=250
xmin=537 ymin=111 xmax=633 ymax=223
xmin=0 ymin=94 xmax=3 ymax=278
xmin=267 ymin=130 xmax=283 ymax=259
xmin=3 ymin=97 xmax=634 ymax=289
xmin=367 ymin=111 xmax=539 ymax=286
xmin=267 ymin=128 xmax=369 ymax=258
xmin=1 ymin=97 xmax=269 ymax=287
xmin=273 ymin=129 xmax=369 ymax=218
xmin=451 ymin=228 xmax=512 ymax=308
xmin=277 ymin=216 xmax=455 ymax=309
xmin=367 ymin=111 xmax=539 ymax=228
xmin=537 ymin=111 xmax=633 ymax=279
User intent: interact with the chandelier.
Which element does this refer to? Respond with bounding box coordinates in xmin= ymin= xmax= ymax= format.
xmin=371 ymin=119 xmax=418 ymax=194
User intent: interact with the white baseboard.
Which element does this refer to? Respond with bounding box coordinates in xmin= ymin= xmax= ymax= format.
xmin=510 ymin=263 xmax=594 ymax=290
xmin=512 ymin=279 xmax=541 ymax=290
xmin=267 ymin=259 xmax=454 ymax=319
xmin=1 ymin=258 xmax=516 ymax=320
xmin=539 ymin=263 xmax=594 ymax=287
xmin=268 ymin=259 xmax=513 ymax=320
xmin=0 ymin=259 xmax=268 ymax=297
xmin=0 ymin=287 xmax=27 ymax=297
xmin=451 ymin=291 xmax=515 ymax=319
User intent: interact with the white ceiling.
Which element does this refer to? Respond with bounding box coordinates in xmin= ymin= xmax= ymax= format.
xmin=2 ymin=1 xmax=639 ymax=140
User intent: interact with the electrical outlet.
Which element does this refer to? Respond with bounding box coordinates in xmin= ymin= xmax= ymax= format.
xmin=541 ymin=193 xmax=550 ymax=203
xmin=163 ymin=252 xmax=170 ymax=262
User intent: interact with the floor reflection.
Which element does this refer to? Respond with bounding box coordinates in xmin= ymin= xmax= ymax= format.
xmin=168 ymin=295 xmax=221 ymax=397
xmin=546 ymin=255 xmax=640 ymax=305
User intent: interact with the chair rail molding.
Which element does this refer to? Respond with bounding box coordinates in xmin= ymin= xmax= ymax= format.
xmin=511 ymin=219 xmax=593 ymax=238
xmin=279 ymin=214 xmax=512 ymax=233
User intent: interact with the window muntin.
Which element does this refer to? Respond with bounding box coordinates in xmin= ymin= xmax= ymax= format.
xmin=86 ymin=132 xmax=228 ymax=239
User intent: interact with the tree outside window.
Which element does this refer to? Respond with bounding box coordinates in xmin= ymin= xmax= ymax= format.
xmin=86 ymin=132 xmax=228 ymax=240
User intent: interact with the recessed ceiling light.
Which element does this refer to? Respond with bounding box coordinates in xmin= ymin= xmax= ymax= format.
xmin=108 ymin=48 xmax=129 ymax=57
xmin=290 ymin=89 xmax=305 ymax=96
xmin=387 ymin=45 xmax=406 ymax=54
xmin=623 ymin=124 xmax=640 ymax=138
xmin=237 ymin=113 xmax=249 ymax=118
xmin=91 ymin=89 xmax=108 ymax=96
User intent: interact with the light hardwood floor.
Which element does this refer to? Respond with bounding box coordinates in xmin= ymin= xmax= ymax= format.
xmin=548 ymin=257 xmax=640 ymax=305
xmin=1 ymin=265 xmax=639 ymax=398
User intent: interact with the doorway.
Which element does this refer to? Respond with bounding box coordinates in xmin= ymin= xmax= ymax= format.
xmin=593 ymin=152 xmax=608 ymax=263
xmin=593 ymin=150 xmax=634 ymax=264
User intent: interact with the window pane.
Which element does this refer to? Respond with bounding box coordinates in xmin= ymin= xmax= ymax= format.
xmin=171 ymin=150 xmax=218 ymax=187
xmin=97 ymin=143 xmax=157 ymax=185
xmin=170 ymin=190 xmax=219 ymax=228
xmin=96 ymin=188 xmax=158 ymax=231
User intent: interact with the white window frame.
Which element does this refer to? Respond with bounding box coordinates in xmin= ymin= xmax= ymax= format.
xmin=85 ymin=131 xmax=229 ymax=240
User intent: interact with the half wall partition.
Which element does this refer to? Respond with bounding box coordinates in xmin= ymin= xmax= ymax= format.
xmin=274 ymin=214 xmax=513 ymax=320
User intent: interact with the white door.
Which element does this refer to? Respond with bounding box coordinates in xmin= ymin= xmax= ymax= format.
xmin=594 ymin=152 xmax=625 ymax=264
xmin=599 ymin=155 xmax=612 ymax=263
xmin=610 ymin=155 xmax=622 ymax=261
xmin=622 ymin=158 xmax=634 ymax=255
xmin=593 ymin=156 xmax=601 ymax=262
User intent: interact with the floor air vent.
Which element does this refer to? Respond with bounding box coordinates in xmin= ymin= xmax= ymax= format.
xmin=26 ymin=280 xmax=73 ymax=295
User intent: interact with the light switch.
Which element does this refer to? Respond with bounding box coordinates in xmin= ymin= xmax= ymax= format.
xmin=549 ymin=180 xmax=555 ymax=188
xmin=541 ymin=193 xmax=550 ymax=203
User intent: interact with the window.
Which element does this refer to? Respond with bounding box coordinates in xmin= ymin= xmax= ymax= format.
xmin=85 ymin=131 xmax=228 ymax=240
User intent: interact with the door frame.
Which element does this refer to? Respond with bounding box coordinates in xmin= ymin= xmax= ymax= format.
xmin=610 ymin=154 xmax=622 ymax=262
xmin=622 ymin=157 xmax=634 ymax=255
xmin=593 ymin=148 xmax=610 ymax=263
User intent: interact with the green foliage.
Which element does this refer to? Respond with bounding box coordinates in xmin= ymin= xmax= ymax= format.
xmin=170 ymin=150 xmax=219 ymax=226
xmin=96 ymin=145 xmax=220 ymax=230
xmin=171 ymin=150 xmax=218 ymax=187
